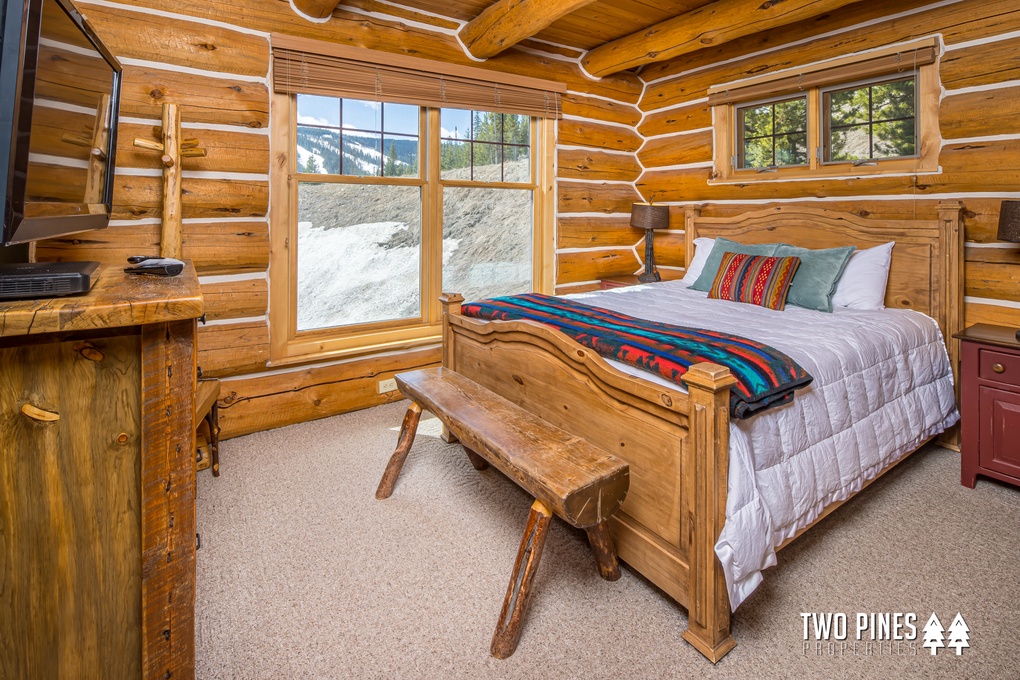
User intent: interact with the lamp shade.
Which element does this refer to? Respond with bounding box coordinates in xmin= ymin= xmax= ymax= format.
xmin=630 ymin=203 xmax=670 ymax=230
xmin=998 ymin=200 xmax=1020 ymax=243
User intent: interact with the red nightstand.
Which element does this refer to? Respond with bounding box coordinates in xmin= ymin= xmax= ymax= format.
xmin=954 ymin=324 xmax=1020 ymax=489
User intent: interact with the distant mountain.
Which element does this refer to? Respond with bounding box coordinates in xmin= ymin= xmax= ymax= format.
xmin=296 ymin=127 xmax=418 ymax=177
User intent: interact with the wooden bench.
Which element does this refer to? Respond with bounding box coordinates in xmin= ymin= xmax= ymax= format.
xmin=376 ymin=367 xmax=630 ymax=659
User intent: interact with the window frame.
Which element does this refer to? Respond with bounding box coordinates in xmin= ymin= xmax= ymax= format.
xmin=710 ymin=40 xmax=940 ymax=183
xmin=268 ymin=93 xmax=555 ymax=365
xmin=820 ymin=73 xmax=919 ymax=165
xmin=734 ymin=94 xmax=810 ymax=171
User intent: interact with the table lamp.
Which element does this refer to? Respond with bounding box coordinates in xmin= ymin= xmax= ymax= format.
xmin=997 ymin=200 xmax=1020 ymax=341
xmin=631 ymin=202 xmax=670 ymax=283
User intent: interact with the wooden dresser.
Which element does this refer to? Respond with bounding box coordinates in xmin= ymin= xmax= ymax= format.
xmin=0 ymin=264 xmax=203 ymax=679
xmin=955 ymin=323 xmax=1020 ymax=490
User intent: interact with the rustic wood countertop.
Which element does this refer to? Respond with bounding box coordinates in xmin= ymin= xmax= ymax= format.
xmin=0 ymin=262 xmax=203 ymax=337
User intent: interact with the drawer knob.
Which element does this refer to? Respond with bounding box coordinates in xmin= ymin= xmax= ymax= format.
xmin=993 ymin=363 xmax=1006 ymax=374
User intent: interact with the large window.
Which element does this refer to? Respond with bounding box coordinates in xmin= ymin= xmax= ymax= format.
xmin=709 ymin=39 xmax=939 ymax=181
xmin=271 ymin=93 xmax=553 ymax=361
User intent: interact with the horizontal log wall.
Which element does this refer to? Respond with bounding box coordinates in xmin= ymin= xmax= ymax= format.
xmin=35 ymin=0 xmax=646 ymax=437
xmin=633 ymin=0 xmax=1020 ymax=330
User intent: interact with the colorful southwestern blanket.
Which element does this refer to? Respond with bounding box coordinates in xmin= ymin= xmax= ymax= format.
xmin=461 ymin=293 xmax=813 ymax=419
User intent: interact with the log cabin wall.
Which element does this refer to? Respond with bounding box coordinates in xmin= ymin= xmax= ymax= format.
xmin=35 ymin=0 xmax=646 ymax=438
xmin=633 ymin=0 xmax=1020 ymax=331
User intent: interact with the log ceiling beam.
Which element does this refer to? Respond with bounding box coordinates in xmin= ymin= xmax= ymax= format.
xmin=460 ymin=0 xmax=600 ymax=60
xmin=291 ymin=0 xmax=341 ymax=20
xmin=582 ymin=0 xmax=864 ymax=78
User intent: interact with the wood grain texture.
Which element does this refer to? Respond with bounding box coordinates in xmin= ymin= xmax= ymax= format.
xmin=117 ymin=123 xmax=269 ymax=174
xmin=557 ymin=148 xmax=642 ymax=182
xmin=561 ymin=92 xmax=642 ymax=127
xmin=140 ymin=320 xmax=197 ymax=679
xmin=638 ymin=130 xmax=713 ymax=168
xmin=558 ymin=119 xmax=642 ymax=152
xmin=374 ymin=401 xmax=423 ymax=499
xmin=113 ymin=175 xmax=268 ymax=221
xmin=79 ymin=2 xmax=269 ymax=76
xmin=556 ymin=249 xmax=640 ymax=283
xmin=558 ymin=181 xmax=641 ymax=214
xmin=200 ymin=278 xmax=268 ymax=320
xmin=638 ymin=102 xmax=712 ymax=138
xmin=941 ymin=86 xmax=1020 ymax=140
xmin=120 ymin=65 xmax=269 ymax=129
xmin=557 ymin=215 xmax=641 ymax=249
xmin=216 ymin=346 xmax=441 ymax=438
xmin=582 ymin=0 xmax=861 ymax=77
xmin=0 ymin=263 xmax=203 ymax=336
xmin=37 ymin=221 xmax=270 ymax=275
xmin=292 ymin=0 xmax=341 ymax=19
xmin=197 ymin=320 xmax=270 ymax=377
xmin=395 ymin=367 xmax=630 ymax=528
xmin=459 ymin=0 xmax=598 ymax=59
xmin=0 ymin=335 xmax=142 ymax=679
xmin=941 ymin=36 xmax=1020 ymax=90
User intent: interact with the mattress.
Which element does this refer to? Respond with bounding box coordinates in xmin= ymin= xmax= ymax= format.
xmin=567 ymin=280 xmax=959 ymax=609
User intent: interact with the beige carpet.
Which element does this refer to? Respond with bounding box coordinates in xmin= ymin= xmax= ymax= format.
xmin=196 ymin=402 xmax=1020 ymax=679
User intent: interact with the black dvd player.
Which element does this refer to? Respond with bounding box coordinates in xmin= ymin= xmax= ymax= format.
xmin=0 ymin=261 xmax=100 ymax=300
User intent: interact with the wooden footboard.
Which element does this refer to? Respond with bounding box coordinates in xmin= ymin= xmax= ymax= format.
xmin=439 ymin=294 xmax=738 ymax=661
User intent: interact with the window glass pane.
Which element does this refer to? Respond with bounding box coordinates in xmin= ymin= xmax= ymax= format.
xmin=774 ymin=98 xmax=806 ymax=134
xmin=742 ymin=137 xmax=773 ymax=169
xmin=343 ymin=132 xmax=382 ymax=176
xmin=342 ymin=98 xmax=381 ymax=132
xmin=443 ymin=187 xmax=532 ymax=301
xmin=872 ymin=78 xmax=914 ymax=121
xmin=503 ymin=145 xmax=530 ymax=183
xmin=741 ymin=104 xmax=773 ymax=139
xmin=873 ymin=120 xmax=915 ymax=158
xmin=297 ymin=94 xmax=339 ymax=128
xmin=296 ymin=183 xmax=421 ymax=330
xmin=297 ymin=126 xmax=339 ymax=174
xmin=829 ymin=87 xmax=869 ymax=128
xmin=829 ymin=125 xmax=870 ymax=161
xmin=472 ymin=142 xmax=501 ymax=181
xmin=440 ymin=139 xmax=470 ymax=179
xmin=382 ymin=136 xmax=418 ymax=177
xmin=503 ymin=114 xmax=530 ymax=145
xmin=383 ymin=102 xmax=418 ymax=135
xmin=472 ymin=111 xmax=502 ymax=142
xmin=440 ymin=108 xmax=471 ymax=140
xmin=776 ymin=133 xmax=808 ymax=166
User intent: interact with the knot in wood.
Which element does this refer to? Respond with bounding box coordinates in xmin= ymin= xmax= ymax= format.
xmin=660 ymin=394 xmax=673 ymax=407
xmin=117 ymin=433 xmax=129 ymax=445
xmin=150 ymin=89 xmax=164 ymax=100
xmin=512 ymin=374 xmax=524 ymax=386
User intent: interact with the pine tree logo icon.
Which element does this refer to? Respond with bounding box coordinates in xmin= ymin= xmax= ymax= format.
xmin=947 ymin=613 xmax=970 ymax=655
xmin=922 ymin=613 xmax=945 ymax=656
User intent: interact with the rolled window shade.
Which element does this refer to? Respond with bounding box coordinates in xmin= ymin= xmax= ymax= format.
xmin=272 ymin=35 xmax=563 ymax=119
xmin=707 ymin=43 xmax=937 ymax=107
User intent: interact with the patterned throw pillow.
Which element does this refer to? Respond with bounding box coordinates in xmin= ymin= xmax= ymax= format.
xmin=708 ymin=252 xmax=801 ymax=311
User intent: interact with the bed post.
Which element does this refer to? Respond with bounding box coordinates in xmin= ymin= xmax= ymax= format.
xmin=684 ymin=205 xmax=703 ymax=271
xmin=681 ymin=362 xmax=737 ymax=663
xmin=937 ymin=201 xmax=964 ymax=449
xmin=439 ymin=293 xmax=464 ymax=444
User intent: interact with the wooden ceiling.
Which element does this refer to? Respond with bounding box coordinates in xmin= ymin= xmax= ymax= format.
xmin=293 ymin=0 xmax=864 ymax=77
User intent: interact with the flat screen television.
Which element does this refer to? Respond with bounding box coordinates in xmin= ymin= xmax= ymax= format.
xmin=0 ymin=0 xmax=121 ymax=247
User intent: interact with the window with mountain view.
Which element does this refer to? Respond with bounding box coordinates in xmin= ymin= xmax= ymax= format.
xmin=274 ymin=92 xmax=551 ymax=356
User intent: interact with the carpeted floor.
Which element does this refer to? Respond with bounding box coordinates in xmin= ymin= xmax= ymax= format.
xmin=195 ymin=401 xmax=1020 ymax=679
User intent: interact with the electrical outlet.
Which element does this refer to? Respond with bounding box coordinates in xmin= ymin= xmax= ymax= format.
xmin=377 ymin=378 xmax=398 ymax=394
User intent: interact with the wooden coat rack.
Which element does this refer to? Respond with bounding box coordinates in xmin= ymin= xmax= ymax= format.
xmin=132 ymin=103 xmax=206 ymax=258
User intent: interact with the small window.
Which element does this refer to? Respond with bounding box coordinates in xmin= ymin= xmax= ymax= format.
xmin=736 ymin=97 xmax=808 ymax=169
xmin=439 ymin=109 xmax=531 ymax=182
xmin=823 ymin=76 xmax=916 ymax=163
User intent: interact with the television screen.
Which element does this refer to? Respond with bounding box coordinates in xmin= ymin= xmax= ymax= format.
xmin=1 ymin=0 xmax=121 ymax=245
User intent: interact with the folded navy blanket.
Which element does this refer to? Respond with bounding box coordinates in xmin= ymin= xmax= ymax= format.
xmin=461 ymin=293 xmax=813 ymax=419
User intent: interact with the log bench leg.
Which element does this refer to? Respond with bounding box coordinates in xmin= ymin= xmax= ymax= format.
xmin=490 ymin=498 xmax=552 ymax=659
xmin=375 ymin=402 xmax=423 ymax=500
xmin=585 ymin=521 xmax=621 ymax=581
xmin=464 ymin=447 xmax=490 ymax=471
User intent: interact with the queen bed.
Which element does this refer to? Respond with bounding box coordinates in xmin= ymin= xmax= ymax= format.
xmin=437 ymin=203 xmax=963 ymax=662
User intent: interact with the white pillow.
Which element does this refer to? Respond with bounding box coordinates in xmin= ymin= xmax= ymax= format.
xmin=681 ymin=237 xmax=715 ymax=285
xmin=832 ymin=241 xmax=895 ymax=310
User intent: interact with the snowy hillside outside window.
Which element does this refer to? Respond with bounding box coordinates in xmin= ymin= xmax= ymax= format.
xmin=289 ymin=95 xmax=539 ymax=337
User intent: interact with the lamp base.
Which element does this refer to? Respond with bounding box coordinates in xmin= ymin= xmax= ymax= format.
xmin=638 ymin=270 xmax=661 ymax=284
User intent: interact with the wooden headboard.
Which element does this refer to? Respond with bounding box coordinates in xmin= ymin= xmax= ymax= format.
xmin=684 ymin=203 xmax=963 ymax=341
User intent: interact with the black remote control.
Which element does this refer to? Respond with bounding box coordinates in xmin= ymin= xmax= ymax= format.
xmin=124 ymin=257 xmax=184 ymax=276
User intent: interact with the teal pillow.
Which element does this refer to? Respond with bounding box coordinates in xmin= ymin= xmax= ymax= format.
xmin=774 ymin=244 xmax=856 ymax=313
xmin=690 ymin=237 xmax=783 ymax=291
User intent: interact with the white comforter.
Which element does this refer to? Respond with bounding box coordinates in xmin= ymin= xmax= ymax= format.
xmin=568 ymin=280 xmax=958 ymax=609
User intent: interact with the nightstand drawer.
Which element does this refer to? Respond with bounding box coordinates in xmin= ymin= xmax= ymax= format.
xmin=979 ymin=348 xmax=1020 ymax=386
